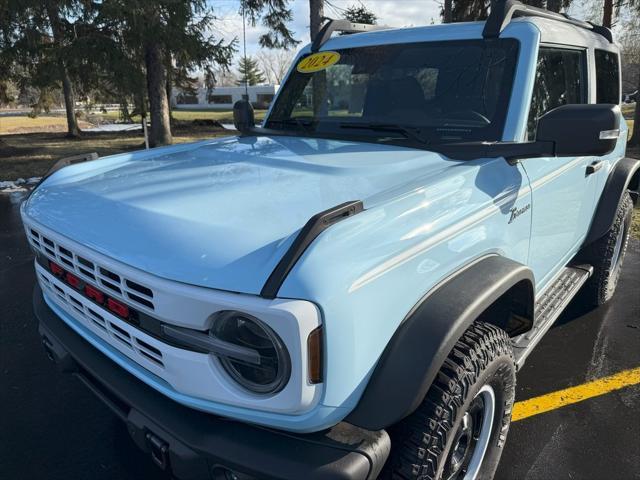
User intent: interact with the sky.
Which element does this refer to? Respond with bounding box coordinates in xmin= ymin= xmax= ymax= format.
xmin=209 ymin=0 xmax=444 ymax=59
xmin=207 ymin=0 xmax=626 ymax=66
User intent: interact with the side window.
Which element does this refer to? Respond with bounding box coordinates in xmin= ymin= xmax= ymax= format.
xmin=527 ymin=48 xmax=586 ymax=139
xmin=595 ymin=50 xmax=620 ymax=104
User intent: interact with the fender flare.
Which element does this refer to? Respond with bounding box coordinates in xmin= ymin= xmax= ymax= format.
xmin=346 ymin=255 xmax=534 ymax=431
xmin=584 ymin=157 xmax=640 ymax=245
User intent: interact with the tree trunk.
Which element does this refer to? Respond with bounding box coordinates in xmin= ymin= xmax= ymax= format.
xmin=443 ymin=0 xmax=453 ymax=23
xmin=602 ymin=0 xmax=613 ymax=28
xmin=144 ymin=41 xmax=172 ymax=147
xmin=165 ymin=51 xmax=173 ymax=122
xmin=45 ymin=2 xmax=80 ymax=137
xmin=309 ymin=0 xmax=326 ymax=115
xmin=309 ymin=0 xmax=324 ymax=40
xmin=630 ymin=72 xmax=640 ymax=147
xmin=546 ymin=0 xmax=562 ymax=12
xmin=166 ymin=78 xmax=173 ymax=122
xmin=60 ymin=68 xmax=80 ymax=137
xmin=119 ymin=99 xmax=131 ymax=122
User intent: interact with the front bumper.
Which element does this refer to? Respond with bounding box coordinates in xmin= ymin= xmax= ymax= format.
xmin=34 ymin=285 xmax=390 ymax=480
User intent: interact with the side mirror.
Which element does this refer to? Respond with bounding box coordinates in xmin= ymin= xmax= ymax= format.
xmin=233 ymin=99 xmax=255 ymax=134
xmin=536 ymin=104 xmax=620 ymax=157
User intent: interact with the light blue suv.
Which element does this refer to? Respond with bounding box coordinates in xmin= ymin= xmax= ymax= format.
xmin=25 ymin=1 xmax=639 ymax=479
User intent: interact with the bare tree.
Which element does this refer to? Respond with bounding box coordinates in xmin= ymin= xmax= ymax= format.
xmin=256 ymin=50 xmax=296 ymax=84
xmin=207 ymin=66 xmax=237 ymax=87
xmin=602 ymin=0 xmax=637 ymax=28
xmin=620 ymin=15 xmax=640 ymax=145
xmin=602 ymin=0 xmax=613 ymax=26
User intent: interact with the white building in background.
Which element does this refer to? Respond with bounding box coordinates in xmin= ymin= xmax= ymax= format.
xmin=172 ymin=85 xmax=280 ymax=110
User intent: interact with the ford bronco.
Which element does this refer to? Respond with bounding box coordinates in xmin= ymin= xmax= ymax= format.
xmin=24 ymin=1 xmax=640 ymax=479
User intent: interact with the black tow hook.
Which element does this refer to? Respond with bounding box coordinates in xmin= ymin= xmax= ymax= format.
xmin=42 ymin=336 xmax=56 ymax=363
xmin=39 ymin=331 xmax=78 ymax=372
xmin=146 ymin=431 xmax=170 ymax=470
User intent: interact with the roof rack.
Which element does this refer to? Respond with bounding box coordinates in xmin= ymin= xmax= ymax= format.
xmin=311 ymin=18 xmax=388 ymax=52
xmin=483 ymin=0 xmax=613 ymax=42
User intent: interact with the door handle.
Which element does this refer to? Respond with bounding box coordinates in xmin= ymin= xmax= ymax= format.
xmin=586 ymin=161 xmax=603 ymax=175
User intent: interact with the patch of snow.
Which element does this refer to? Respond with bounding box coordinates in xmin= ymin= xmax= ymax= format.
xmin=0 ymin=176 xmax=42 ymax=193
xmin=83 ymin=123 xmax=142 ymax=132
xmin=221 ymin=122 xmax=260 ymax=130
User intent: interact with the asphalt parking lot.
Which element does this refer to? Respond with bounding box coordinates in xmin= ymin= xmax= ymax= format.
xmin=1 ymin=190 xmax=639 ymax=480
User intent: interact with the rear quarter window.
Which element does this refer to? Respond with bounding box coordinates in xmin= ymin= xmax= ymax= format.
xmin=595 ymin=50 xmax=620 ymax=104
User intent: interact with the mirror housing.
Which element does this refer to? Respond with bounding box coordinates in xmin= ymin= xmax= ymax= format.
xmin=233 ymin=99 xmax=255 ymax=134
xmin=536 ymin=104 xmax=620 ymax=157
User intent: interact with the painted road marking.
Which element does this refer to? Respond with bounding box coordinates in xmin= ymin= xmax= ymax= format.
xmin=512 ymin=366 xmax=640 ymax=422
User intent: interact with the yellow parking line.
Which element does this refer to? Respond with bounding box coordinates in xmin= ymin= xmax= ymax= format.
xmin=512 ymin=366 xmax=640 ymax=422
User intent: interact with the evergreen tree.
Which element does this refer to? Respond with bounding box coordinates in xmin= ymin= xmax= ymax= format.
xmin=1 ymin=0 xmax=297 ymax=145
xmin=241 ymin=0 xmax=299 ymax=49
xmin=446 ymin=0 xmax=571 ymax=23
xmin=1 ymin=0 xmax=86 ymax=137
xmin=343 ymin=4 xmax=377 ymax=26
xmin=236 ymin=57 xmax=267 ymax=86
xmin=95 ymin=0 xmax=237 ymax=147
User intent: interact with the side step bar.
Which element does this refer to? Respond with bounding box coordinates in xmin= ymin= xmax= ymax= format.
xmin=512 ymin=264 xmax=593 ymax=368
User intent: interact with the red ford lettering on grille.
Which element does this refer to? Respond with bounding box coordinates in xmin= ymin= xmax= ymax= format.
xmin=107 ymin=298 xmax=129 ymax=318
xmin=47 ymin=261 xmax=131 ymax=320
xmin=66 ymin=272 xmax=82 ymax=289
xmin=84 ymin=284 xmax=104 ymax=304
xmin=50 ymin=262 xmax=64 ymax=277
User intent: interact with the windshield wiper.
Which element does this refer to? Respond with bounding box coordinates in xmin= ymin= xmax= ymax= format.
xmin=271 ymin=117 xmax=315 ymax=133
xmin=339 ymin=122 xmax=430 ymax=145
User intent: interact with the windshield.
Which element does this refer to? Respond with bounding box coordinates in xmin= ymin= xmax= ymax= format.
xmin=266 ymin=39 xmax=519 ymax=146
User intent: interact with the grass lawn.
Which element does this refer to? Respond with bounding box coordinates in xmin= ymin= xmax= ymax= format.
xmin=0 ymin=125 xmax=233 ymax=180
xmin=0 ymin=110 xmax=267 ymax=136
xmin=621 ymin=103 xmax=635 ymax=118
xmin=0 ymin=115 xmax=95 ymax=135
xmin=94 ymin=109 xmax=267 ymax=125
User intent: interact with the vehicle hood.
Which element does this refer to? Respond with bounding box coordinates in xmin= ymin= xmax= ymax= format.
xmin=23 ymin=135 xmax=452 ymax=294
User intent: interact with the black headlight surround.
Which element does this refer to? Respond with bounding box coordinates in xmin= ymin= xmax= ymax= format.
xmin=211 ymin=311 xmax=291 ymax=395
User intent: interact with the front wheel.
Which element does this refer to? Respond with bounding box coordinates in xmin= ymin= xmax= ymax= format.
xmin=382 ymin=323 xmax=516 ymax=480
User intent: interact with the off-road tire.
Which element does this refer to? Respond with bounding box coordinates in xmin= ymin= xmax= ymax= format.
xmin=582 ymin=192 xmax=633 ymax=306
xmin=382 ymin=322 xmax=516 ymax=480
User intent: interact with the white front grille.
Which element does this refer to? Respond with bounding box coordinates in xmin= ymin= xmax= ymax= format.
xmin=37 ymin=263 xmax=323 ymax=417
xmin=28 ymin=226 xmax=155 ymax=312
xmin=24 ymin=214 xmax=323 ymax=419
xmin=38 ymin=269 xmax=164 ymax=367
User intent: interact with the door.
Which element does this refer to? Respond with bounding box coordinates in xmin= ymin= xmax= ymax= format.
xmin=519 ymin=46 xmax=597 ymax=291
xmin=592 ymin=48 xmax=623 ymax=198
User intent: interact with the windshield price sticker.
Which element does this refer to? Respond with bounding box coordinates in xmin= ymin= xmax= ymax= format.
xmin=297 ymin=52 xmax=341 ymax=73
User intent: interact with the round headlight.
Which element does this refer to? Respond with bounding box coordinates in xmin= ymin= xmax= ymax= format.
xmin=210 ymin=311 xmax=290 ymax=395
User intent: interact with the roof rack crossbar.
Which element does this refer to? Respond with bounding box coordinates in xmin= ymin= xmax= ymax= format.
xmin=483 ymin=0 xmax=612 ymax=43
xmin=311 ymin=18 xmax=388 ymax=52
